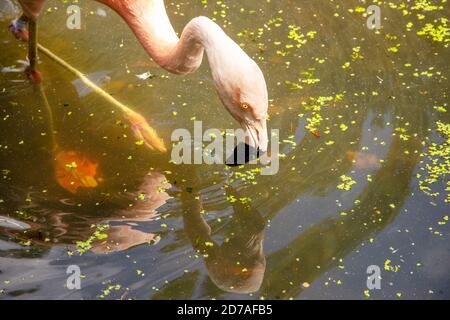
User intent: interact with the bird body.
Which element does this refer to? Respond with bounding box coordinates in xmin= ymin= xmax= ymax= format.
xmin=14 ymin=0 xmax=269 ymax=155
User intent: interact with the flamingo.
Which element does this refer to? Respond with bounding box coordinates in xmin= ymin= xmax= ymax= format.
xmin=10 ymin=0 xmax=269 ymax=162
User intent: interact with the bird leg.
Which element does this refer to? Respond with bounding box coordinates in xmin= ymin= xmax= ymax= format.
xmin=9 ymin=14 xmax=29 ymax=42
xmin=25 ymin=20 xmax=42 ymax=83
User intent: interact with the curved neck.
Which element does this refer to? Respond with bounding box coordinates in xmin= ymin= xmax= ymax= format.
xmin=100 ymin=0 xmax=229 ymax=75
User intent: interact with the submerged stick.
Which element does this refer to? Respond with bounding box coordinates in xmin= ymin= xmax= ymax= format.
xmin=37 ymin=83 xmax=58 ymax=151
xmin=37 ymin=80 xmax=102 ymax=194
xmin=36 ymin=43 xmax=167 ymax=153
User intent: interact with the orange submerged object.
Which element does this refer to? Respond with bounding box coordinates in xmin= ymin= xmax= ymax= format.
xmin=310 ymin=129 xmax=321 ymax=138
xmin=54 ymin=150 xmax=100 ymax=194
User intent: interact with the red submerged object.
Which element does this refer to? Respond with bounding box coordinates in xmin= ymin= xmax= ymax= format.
xmin=54 ymin=150 xmax=100 ymax=194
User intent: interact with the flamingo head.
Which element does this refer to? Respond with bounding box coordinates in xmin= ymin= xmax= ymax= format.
xmin=210 ymin=47 xmax=269 ymax=166
xmin=190 ymin=16 xmax=269 ymax=165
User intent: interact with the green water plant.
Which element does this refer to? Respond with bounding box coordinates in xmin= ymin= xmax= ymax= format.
xmin=417 ymin=18 xmax=450 ymax=46
xmin=68 ymin=223 xmax=110 ymax=255
xmin=418 ymin=121 xmax=450 ymax=202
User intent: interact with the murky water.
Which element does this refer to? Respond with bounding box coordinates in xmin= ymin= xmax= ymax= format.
xmin=0 ymin=0 xmax=449 ymax=299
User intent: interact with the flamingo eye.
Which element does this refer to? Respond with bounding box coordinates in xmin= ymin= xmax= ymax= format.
xmin=241 ymin=102 xmax=250 ymax=109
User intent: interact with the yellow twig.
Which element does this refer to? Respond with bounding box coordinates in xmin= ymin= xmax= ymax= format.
xmin=37 ymin=84 xmax=58 ymax=152
xmin=36 ymin=43 xmax=167 ymax=153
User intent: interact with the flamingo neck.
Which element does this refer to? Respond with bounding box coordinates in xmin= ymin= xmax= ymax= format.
xmin=102 ymin=0 xmax=232 ymax=76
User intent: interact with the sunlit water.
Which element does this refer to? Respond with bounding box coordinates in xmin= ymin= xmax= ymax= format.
xmin=0 ymin=0 xmax=449 ymax=299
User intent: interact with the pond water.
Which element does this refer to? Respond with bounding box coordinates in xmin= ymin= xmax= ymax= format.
xmin=0 ymin=0 xmax=449 ymax=299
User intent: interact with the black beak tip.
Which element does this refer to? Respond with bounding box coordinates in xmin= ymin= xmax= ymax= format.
xmin=226 ymin=143 xmax=261 ymax=167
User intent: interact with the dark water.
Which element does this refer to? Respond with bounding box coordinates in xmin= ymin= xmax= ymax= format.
xmin=0 ymin=0 xmax=449 ymax=299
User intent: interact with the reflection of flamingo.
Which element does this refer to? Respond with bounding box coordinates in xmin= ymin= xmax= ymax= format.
xmin=181 ymin=186 xmax=266 ymax=294
xmin=3 ymin=171 xmax=171 ymax=254
xmin=10 ymin=0 xmax=269 ymax=158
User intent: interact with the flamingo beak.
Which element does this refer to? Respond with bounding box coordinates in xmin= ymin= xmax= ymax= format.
xmin=225 ymin=118 xmax=268 ymax=166
xmin=226 ymin=143 xmax=261 ymax=167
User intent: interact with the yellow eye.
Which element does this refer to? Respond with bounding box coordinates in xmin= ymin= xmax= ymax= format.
xmin=241 ymin=103 xmax=250 ymax=109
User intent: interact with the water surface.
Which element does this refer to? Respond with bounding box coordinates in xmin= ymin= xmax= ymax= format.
xmin=0 ymin=0 xmax=449 ymax=299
